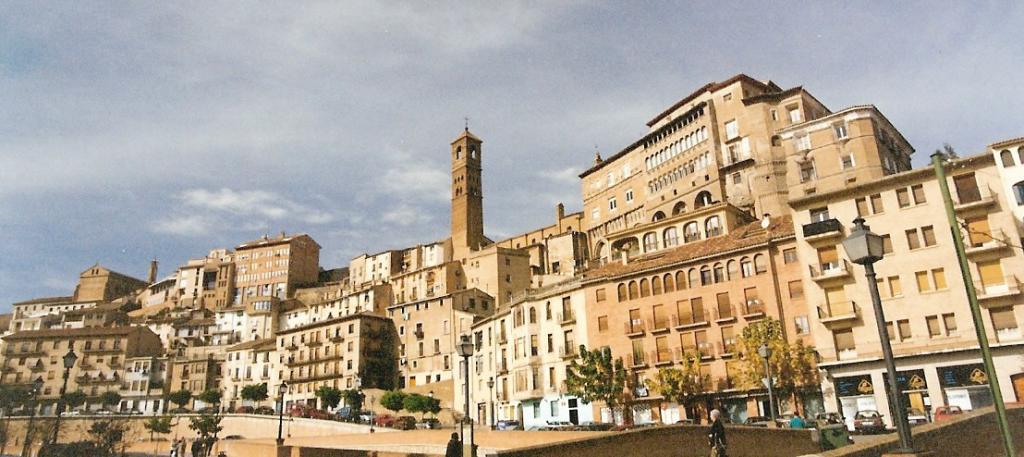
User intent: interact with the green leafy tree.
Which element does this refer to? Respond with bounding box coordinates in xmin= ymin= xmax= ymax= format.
xmin=99 ymin=391 xmax=122 ymax=411
xmin=379 ymin=390 xmax=406 ymax=414
xmin=648 ymin=353 xmax=711 ymax=410
xmin=143 ymin=416 xmax=173 ymax=455
xmin=565 ymin=345 xmax=628 ymax=422
xmin=240 ymin=384 xmax=269 ymax=407
xmin=736 ymin=318 xmax=819 ymax=413
xmin=168 ymin=389 xmax=192 ymax=412
xmin=88 ymin=419 xmax=128 ymax=457
xmin=188 ymin=411 xmax=222 ymax=457
xmin=197 ymin=389 xmax=222 ymax=407
xmin=340 ymin=389 xmax=365 ymax=414
xmin=62 ymin=390 xmax=87 ymax=410
xmin=402 ymin=394 xmax=429 ymax=418
xmin=314 ymin=386 xmax=343 ymax=410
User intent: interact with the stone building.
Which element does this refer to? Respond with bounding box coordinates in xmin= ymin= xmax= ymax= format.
xmin=222 ymin=338 xmax=278 ymax=411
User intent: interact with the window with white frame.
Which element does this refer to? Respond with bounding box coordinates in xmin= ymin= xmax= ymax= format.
xmin=834 ymin=123 xmax=848 ymax=139
xmin=625 ymin=189 xmax=634 ymax=203
xmin=796 ymin=135 xmax=811 ymax=151
xmin=606 ymin=173 xmax=615 ymax=187
xmin=841 ymin=154 xmax=855 ymax=170
xmin=788 ymin=106 xmax=802 ymax=123
xmin=608 ymin=197 xmax=617 ymax=211
xmin=724 ymin=120 xmax=739 ymax=140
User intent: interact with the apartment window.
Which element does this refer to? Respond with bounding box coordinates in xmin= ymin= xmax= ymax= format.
xmin=915 ymin=271 xmax=932 ymax=292
xmin=723 ymin=92 xmax=732 ymax=102
xmin=794 ymin=316 xmax=810 ymax=335
xmin=855 ymin=198 xmax=869 ymax=217
xmin=789 ymin=106 xmax=802 ymax=123
xmin=732 ymin=172 xmax=741 ymax=185
xmin=809 ymin=207 xmax=830 ymax=222
xmin=906 ymin=229 xmax=921 ymax=250
xmin=921 ymin=226 xmax=936 ymax=246
xmin=788 ymin=280 xmax=803 ymax=299
xmin=911 ymin=184 xmax=926 ymax=204
xmin=608 ymin=197 xmax=617 ymax=211
xmin=870 ymin=194 xmax=884 ymax=214
xmin=796 ymin=136 xmax=812 ymax=152
xmin=841 ymin=155 xmax=855 ymax=170
xmin=643 ymin=232 xmax=658 ymax=252
xmin=834 ymin=328 xmax=855 ymax=353
xmin=770 ymin=109 xmax=778 ymax=121
xmin=607 ymin=172 xmax=615 ymax=187
xmin=978 ymin=260 xmax=1005 ymax=289
xmin=897 ymin=319 xmax=912 ymax=341
xmin=595 ymin=288 xmax=606 ymax=302
xmin=546 ymin=334 xmax=554 ymax=352
xmin=896 ymin=188 xmax=911 ymax=208
xmin=881 ymin=234 xmax=893 ymax=254
xmin=625 ymin=189 xmax=634 ymax=203
xmin=783 ymin=248 xmax=798 ymax=264
xmin=834 ymin=124 xmax=848 ymax=139
xmin=991 ymin=307 xmax=1019 ymax=341
xmin=932 ymin=268 xmax=947 ymax=290
xmin=926 ymin=316 xmax=942 ymax=338
xmin=943 ymin=313 xmax=958 ymax=335
xmin=591 ymin=208 xmax=599 ymax=221
xmin=724 ymin=120 xmax=739 ymax=139
xmin=888 ymin=276 xmax=903 ymax=297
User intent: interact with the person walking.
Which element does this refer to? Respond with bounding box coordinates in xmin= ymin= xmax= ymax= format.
xmin=789 ymin=413 xmax=806 ymax=429
xmin=445 ymin=432 xmax=461 ymax=457
xmin=191 ymin=439 xmax=203 ymax=457
xmin=708 ymin=409 xmax=727 ymax=457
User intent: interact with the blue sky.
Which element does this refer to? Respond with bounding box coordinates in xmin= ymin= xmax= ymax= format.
xmin=1 ymin=1 xmax=1022 ymax=311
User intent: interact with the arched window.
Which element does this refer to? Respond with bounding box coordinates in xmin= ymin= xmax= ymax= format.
xmin=684 ymin=222 xmax=700 ymax=243
xmin=699 ymin=266 xmax=712 ymax=285
xmin=470 ymin=146 xmax=478 ymax=159
xmin=695 ymin=191 xmax=713 ymax=209
xmin=528 ymin=307 xmax=537 ymax=324
xmin=643 ymin=232 xmax=658 ymax=252
xmin=1013 ymin=181 xmax=1024 ymax=206
xmin=628 ymin=281 xmax=639 ymax=300
xmin=713 ymin=263 xmax=725 ymax=283
xmin=1001 ymin=150 xmax=1015 ymax=167
xmin=652 ymin=211 xmax=666 ymax=222
xmin=455 ymin=146 xmax=462 ymax=160
xmin=727 ymin=260 xmax=738 ymax=280
xmin=652 ymin=276 xmax=663 ymax=295
xmin=617 ymin=284 xmax=627 ymax=302
xmin=664 ymin=273 xmax=675 ymax=293
xmin=1018 ymin=147 xmax=1024 ymax=165
xmin=688 ymin=269 xmax=699 ymax=288
xmin=672 ymin=201 xmax=686 ymax=215
xmin=594 ymin=241 xmax=606 ymax=261
xmin=753 ymin=254 xmax=767 ymax=274
xmin=640 ymin=279 xmax=651 ymax=297
xmin=514 ymin=309 xmax=523 ymax=326
xmin=664 ymin=227 xmax=679 ymax=247
xmin=705 ymin=216 xmax=722 ymax=237
xmin=740 ymin=257 xmax=754 ymax=278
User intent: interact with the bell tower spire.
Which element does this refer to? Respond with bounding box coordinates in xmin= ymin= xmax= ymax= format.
xmin=450 ymin=126 xmax=484 ymax=259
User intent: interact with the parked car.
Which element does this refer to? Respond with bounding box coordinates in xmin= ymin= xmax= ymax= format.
xmin=416 ymin=418 xmax=441 ymax=429
xmin=95 ymin=410 xmax=114 ymax=416
xmin=374 ymin=414 xmax=396 ymax=428
xmin=495 ymin=420 xmax=521 ymax=431
xmin=933 ymin=405 xmax=963 ymax=422
xmin=235 ymin=406 xmax=255 ymax=414
xmin=544 ymin=421 xmax=575 ymax=430
xmin=813 ymin=412 xmax=844 ymax=428
xmin=578 ymin=422 xmax=614 ymax=431
xmin=853 ymin=410 xmax=886 ymax=434
xmin=65 ymin=410 xmax=81 ymax=416
xmin=906 ymin=408 xmax=929 ymax=426
xmin=743 ymin=416 xmax=771 ymax=427
xmin=254 ymin=406 xmax=276 ymax=415
xmin=394 ymin=416 xmax=417 ymax=430
xmin=775 ymin=412 xmax=796 ymax=428
xmin=223 ymin=435 xmax=244 ymax=440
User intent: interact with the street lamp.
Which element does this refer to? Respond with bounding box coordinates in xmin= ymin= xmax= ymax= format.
xmin=276 ymin=382 xmax=288 ymax=446
xmin=50 ymin=349 xmax=78 ymax=445
xmin=486 ymin=378 xmax=495 ymax=429
xmin=21 ymin=376 xmax=43 ymax=457
xmin=757 ymin=344 xmax=776 ymax=425
xmin=455 ymin=334 xmax=474 ymax=457
xmin=843 ymin=217 xmax=914 ymax=452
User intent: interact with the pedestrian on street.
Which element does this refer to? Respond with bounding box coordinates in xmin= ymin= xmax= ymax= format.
xmin=445 ymin=432 xmax=461 ymax=457
xmin=789 ymin=413 xmax=806 ymax=429
xmin=708 ymin=409 xmax=727 ymax=457
xmin=191 ymin=439 xmax=203 ymax=457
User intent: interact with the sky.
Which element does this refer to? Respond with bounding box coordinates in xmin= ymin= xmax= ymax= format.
xmin=1 ymin=1 xmax=1022 ymax=311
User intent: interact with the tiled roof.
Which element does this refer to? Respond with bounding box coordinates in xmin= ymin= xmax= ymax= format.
xmin=990 ymin=136 xmax=1024 ymax=149
xmin=581 ymin=215 xmax=794 ymax=282
xmin=12 ymin=296 xmax=73 ymax=306
xmin=227 ymin=338 xmax=276 ymax=352
xmin=4 ymin=326 xmax=142 ymax=340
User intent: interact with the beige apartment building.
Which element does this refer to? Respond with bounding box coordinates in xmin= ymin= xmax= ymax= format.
xmin=276 ymin=313 xmax=397 ymax=410
xmin=222 ymin=338 xmax=278 ymax=411
xmin=167 ymin=344 xmax=224 ymax=408
xmin=120 ymin=355 xmax=167 ymax=414
xmin=581 ymin=74 xmax=830 ymax=263
xmin=789 ymin=151 xmax=1024 ymax=429
xmin=0 ymin=326 xmax=163 ymax=414
xmin=176 ymin=249 xmax=235 ymax=309
xmin=233 ymin=233 xmax=321 ymax=308
xmin=579 ymin=214 xmax=810 ymax=424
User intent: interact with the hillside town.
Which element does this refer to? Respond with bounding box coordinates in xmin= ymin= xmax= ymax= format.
xmin=3 ymin=74 xmax=1023 ymax=441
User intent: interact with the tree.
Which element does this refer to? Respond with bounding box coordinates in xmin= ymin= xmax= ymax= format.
xmin=648 ymin=352 xmax=711 ymax=411
xmin=565 ymin=345 xmax=628 ymax=422
xmin=99 ymin=391 xmax=122 ymax=411
xmin=188 ymin=411 xmax=222 ymax=457
xmin=168 ymin=389 xmax=192 ymax=412
xmin=62 ymin=390 xmax=87 ymax=411
xmin=314 ymin=386 xmax=342 ymax=410
xmin=340 ymin=389 xmax=365 ymax=414
xmin=735 ymin=318 xmax=819 ymax=413
xmin=0 ymin=385 xmax=25 ymax=456
xmin=402 ymin=394 xmax=432 ymax=418
xmin=143 ymin=416 xmax=172 ymax=454
xmin=240 ymin=384 xmax=268 ymax=407
xmin=379 ymin=390 xmax=406 ymax=414
xmin=88 ymin=419 xmax=128 ymax=457
xmin=197 ymin=388 xmax=222 ymax=407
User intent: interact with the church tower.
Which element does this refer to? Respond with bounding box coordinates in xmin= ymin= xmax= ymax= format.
xmin=451 ymin=127 xmax=485 ymax=259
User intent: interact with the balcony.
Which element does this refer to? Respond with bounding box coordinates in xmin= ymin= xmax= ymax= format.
xmin=307 ymin=339 xmax=322 ymax=347
xmin=497 ymin=333 xmax=508 ymax=344
xmin=716 ymin=341 xmax=737 ymax=358
xmin=714 ymin=305 xmax=736 ymax=323
xmin=651 ymin=350 xmax=673 ymax=367
xmin=627 ymin=353 xmax=647 ymax=368
xmin=802 ymin=218 xmax=843 ymax=241
xmin=625 ymin=321 xmax=645 ymax=337
xmin=975 ymin=276 xmax=1021 ymax=304
xmin=648 ymin=317 xmax=671 ymax=334
xmin=965 ymin=229 xmax=1011 ymax=257
xmin=809 ymin=259 xmax=852 ymax=282
xmin=83 ymin=347 xmax=121 ymax=355
xmin=742 ymin=299 xmax=765 ymax=319
xmin=557 ymin=311 xmax=576 ymax=326
xmin=558 ymin=346 xmax=577 ymax=360
xmin=497 ymin=363 xmax=509 ymax=375
xmin=512 ymin=387 xmax=544 ymax=402
xmin=953 ymin=184 xmax=996 ymax=212
xmin=330 ymin=335 xmax=344 ymax=343
xmin=817 ymin=301 xmax=859 ymax=325
xmin=696 ymin=342 xmax=714 ymax=360
xmin=413 ymin=329 xmax=425 ymax=340
xmin=673 ymin=311 xmax=710 ymax=330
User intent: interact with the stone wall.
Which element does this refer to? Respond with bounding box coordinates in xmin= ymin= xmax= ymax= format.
xmin=807 ymin=405 xmax=1024 ymax=457
xmin=490 ymin=424 xmax=820 ymax=457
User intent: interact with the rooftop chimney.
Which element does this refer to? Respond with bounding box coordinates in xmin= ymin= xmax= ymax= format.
xmin=556 ymin=203 xmax=565 ymax=221
xmin=148 ymin=259 xmax=158 ymax=283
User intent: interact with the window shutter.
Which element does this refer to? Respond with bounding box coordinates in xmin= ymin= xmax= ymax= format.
xmin=978 ymin=261 xmax=1005 ymax=286
xmin=834 ymin=329 xmax=855 ymax=351
xmin=990 ymin=307 xmax=1018 ymax=331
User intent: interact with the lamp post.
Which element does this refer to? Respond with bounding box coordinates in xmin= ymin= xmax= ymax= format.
xmin=757 ymin=344 xmax=776 ymax=425
xmin=455 ymin=334 xmax=474 ymax=457
xmin=276 ymin=382 xmax=288 ymax=446
xmin=49 ymin=349 xmax=78 ymax=446
xmin=21 ymin=377 xmax=43 ymax=457
xmin=843 ymin=217 xmax=914 ymax=453
xmin=486 ymin=378 xmax=495 ymax=430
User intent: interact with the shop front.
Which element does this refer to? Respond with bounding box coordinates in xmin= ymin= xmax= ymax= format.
xmin=835 ymin=374 xmax=877 ymax=431
xmin=895 ymin=369 xmax=931 ymax=418
xmin=938 ymin=363 xmax=993 ymax=411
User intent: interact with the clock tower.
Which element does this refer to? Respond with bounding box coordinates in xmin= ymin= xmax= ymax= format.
xmin=451 ymin=127 xmax=485 ymax=259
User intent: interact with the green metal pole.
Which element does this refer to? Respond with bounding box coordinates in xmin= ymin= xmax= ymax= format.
xmin=931 ymin=152 xmax=1016 ymax=457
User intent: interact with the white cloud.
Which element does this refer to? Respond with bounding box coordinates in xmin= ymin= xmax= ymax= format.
xmin=381 ymin=203 xmax=433 ymax=227
xmin=151 ymin=188 xmax=336 ymax=237
xmin=150 ymin=214 xmax=216 ymax=237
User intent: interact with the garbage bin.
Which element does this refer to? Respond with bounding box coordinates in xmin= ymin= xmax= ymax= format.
xmin=817 ymin=424 xmax=852 ymax=450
